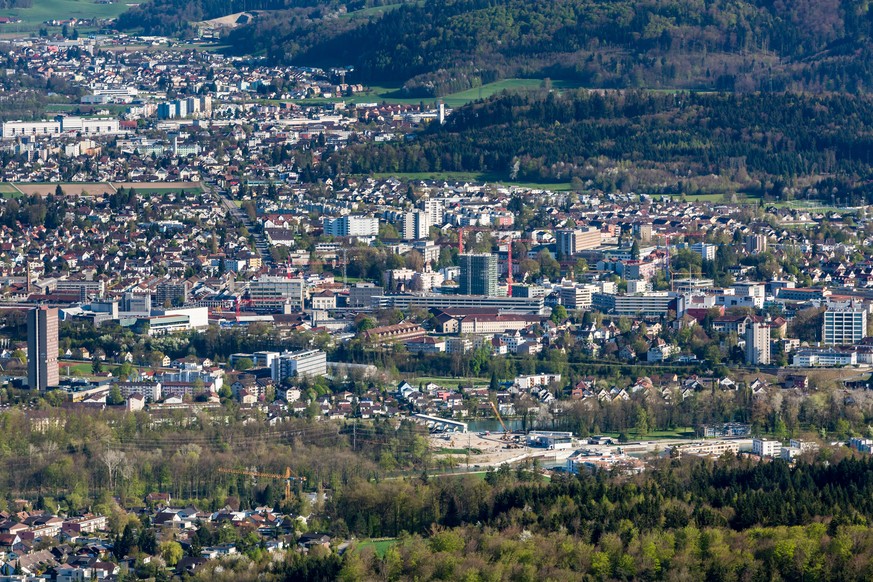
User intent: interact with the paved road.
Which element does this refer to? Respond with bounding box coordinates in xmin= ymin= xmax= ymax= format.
xmin=207 ymin=182 xmax=274 ymax=267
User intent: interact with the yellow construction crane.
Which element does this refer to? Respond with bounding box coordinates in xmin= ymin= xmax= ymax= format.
xmin=489 ymin=400 xmax=509 ymax=437
xmin=218 ymin=466 xmax=304 ymax=502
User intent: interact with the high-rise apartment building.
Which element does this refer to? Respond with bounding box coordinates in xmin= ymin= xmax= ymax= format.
xmin=745 ymin=234 xmax=768 ymax=254
xmin=421 ymin=199 xmax=445 ymax=226
xmin=27 ymin=306 xmax=59 ymax=390
xmin=556 ymin=228 xmax=602 ymax=256
xmin=323 ymin=216 xmax=380 ymax=237
xmin=823 ymin=308 xmax=867 ymax=345
xmin=745 ymin=322 xmax=771 ymax=365
xmin=458 ymin=253 xmax=498 ymax=296
xmin=401 ymin=210 xmax=431 ymax=241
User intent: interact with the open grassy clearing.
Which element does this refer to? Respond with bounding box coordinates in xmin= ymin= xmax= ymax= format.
xmin=404 ymin=376 xmax=489 ymax=389
xmin=355 ymin=538 xmax=399 ymax=557
xmin=0 ymin=0 xmax=134 ymax=30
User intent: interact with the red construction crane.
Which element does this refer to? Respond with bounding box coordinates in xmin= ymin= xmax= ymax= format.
xmin=504 ymin=237 xmax=538 ymax=296
xmin=456 ymin=226 xmax=490 ymax=254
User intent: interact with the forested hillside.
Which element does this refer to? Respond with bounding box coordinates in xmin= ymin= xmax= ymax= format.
xmin=116 ymin=0 xmax=402 ymax=36
xmin=325 ymin=90 xmax=873 ymax=201
xmin=220 ymin=0 xmax=873 ymax=96
xmin=191 ymin=454 xmax=873 ymax=581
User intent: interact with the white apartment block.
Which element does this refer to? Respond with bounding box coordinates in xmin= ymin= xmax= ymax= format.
xmin=323 ymin=215 xmax=379 ymax=237
xmin=271 ymin=350 xmax=327 ymax=381
xmin=823 ymin=308 xmax=867 ymax=345
xmin=745 ymin=322 xmax=771 ymax=365
xmin=400 ymin=210 xmax=431 ymax=240
xmin=556 ymin=227 xmax=602 ymax=256
xmin=752 ymin=438 xmax=780 ymax=457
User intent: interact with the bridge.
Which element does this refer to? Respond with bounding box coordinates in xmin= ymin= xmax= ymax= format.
xmin=411 ymin=414 xmax=468 ymax=433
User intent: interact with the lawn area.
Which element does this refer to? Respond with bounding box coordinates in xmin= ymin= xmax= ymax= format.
xmin=369 ymin=171 xmax=572 ymax=191
xmin=439 ymin=78 xmax=586 ymax=107
xmin=0 ymin=0 xmax=135 ymax=30
xmin=598 ymin=427 xmax=697 ymax=440
xmin=356 ymin=538 xmax=398 ymax=558
xmin=131 ymin=186 xmax=204 ymax=195
xmin=281 ymin=78 xmax=585 ymax=108
xmin=0 ymin=183 xmax=21 ymax=197
xmin=405 ymin=376 xmax=489 ymax=389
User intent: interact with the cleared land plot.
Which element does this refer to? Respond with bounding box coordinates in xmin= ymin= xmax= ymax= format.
xmin=13 ymin=182 xmax=203 ymax=196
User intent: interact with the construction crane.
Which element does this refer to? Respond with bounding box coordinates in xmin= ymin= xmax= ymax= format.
xmin=489 ymin=400 xmax=510 ymax=439
xmin=503 ymin=237 xmax=538 ymax=297
xmin=456 ymin=226 xmax=491 ymax=254
xmin=218 ymin=466 xmax=305 ymax=502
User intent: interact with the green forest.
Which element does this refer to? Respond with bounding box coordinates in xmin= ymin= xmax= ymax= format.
xmin=214 ymin=0 xmax=873 ymax=95
xmin=324 ymin=90 xmax=873 ymax=199
xmin=187 ymin=453 xmax=873 ymax=581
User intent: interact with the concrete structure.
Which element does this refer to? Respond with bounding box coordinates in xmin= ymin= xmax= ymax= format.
xmin=348 ymin=282 xmax=383 ymax=308
xmin=690 ymin=242 xmax=717 ymax=261
xmin=458 ymin=253 xmax=497 ymax=296
xmin=823 ymin=308 xmax=867 ymax=345
xmin=2 ymin=116 xmax=121 ymax=139
xmin=400 ymin=210 xmax=431 ymax=241
xmin=154 ymin=281 xmax=188 ymax=307
xmin=411 ymin=413 xmax=467 ymax=433
xmin=556 ymin=228 xmax=601 ymax=256
xmin=745 ymin=234 xmax=768 ymax=254
xmin=421 ymin=199 xmax=445 ymax=226
xmin=752 ymin=438 xmax=780 ymax=457
xmin=592 ymin=292 xmax=683 ymax=317
xmin=248 ymin=277 xmax=306 ymax=310
xmin=745 ymin=321 xmax=771 ymax=365
xmin=116 ymin=381 xmax=162 ymax=402
xmin=375 ymin=293 xmax=545 ymax=314
xmin=27 ymin=306 xmax=59 ymax=390
xmin=271 ymin=350 xmax=327 ymax=381
xmin=560 ymin=283 xmax=595 ymax=309
xmin=527 ymin=431 xmax=574 ymax=449
xmin=323 ymin=215 xmax=379 ymax=238
xmin=792 ymin=348 xmax=857 ymax=367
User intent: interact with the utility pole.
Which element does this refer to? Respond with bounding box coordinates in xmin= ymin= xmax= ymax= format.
xmin=353 ymin=420 xmax=357 ymax=451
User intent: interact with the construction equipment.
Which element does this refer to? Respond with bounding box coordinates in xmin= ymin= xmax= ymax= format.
xmin=489 ymin=401 xmax=510 ymax=440
xmin=456 ymin=226 xmax=491 ymax=254
xmin=218 ymin=466 xmax=304 ymax=502
xmin=503 ymin=237 xmax=538 ymax=297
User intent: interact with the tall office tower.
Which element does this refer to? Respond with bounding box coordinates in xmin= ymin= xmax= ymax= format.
xmin=458 ymin=253 xmax=498 ymax=296
xmin=744 ymin=321 xmax=771 ymax=366
xmin=401 ymin=210 xmax=432 ymax=241
xmin=27 ymin=306 xmax=59 ymax=390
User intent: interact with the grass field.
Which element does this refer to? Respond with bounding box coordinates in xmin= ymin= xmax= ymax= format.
xmin=0 ymin=183 xmax=20 ymax=197
xmin=356 ymin=538 xmax=398 ymax=557
xmin=0 ymin=0 xmax=135 ymax=30
xmin=598 ymin=427 xmax=697 ymax=440
xmin=283 ymin=78 xmax=586 ymax=108
xmin=405 ymin=376 xmax=489 ymax=389
xmin=439 ymin=78 xmax=585 ymax=107
xmin=370 ymin=171 xmax=572 ymax=191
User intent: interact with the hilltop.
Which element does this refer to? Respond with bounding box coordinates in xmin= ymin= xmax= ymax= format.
xmin=218 ymin=0 xmax=873 ymax=96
